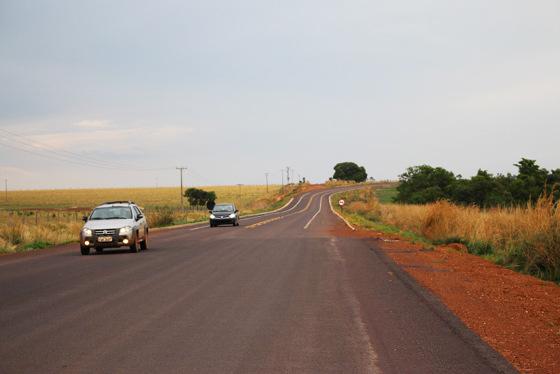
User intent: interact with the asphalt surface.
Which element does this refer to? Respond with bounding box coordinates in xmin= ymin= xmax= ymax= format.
xmin=0 ymin=187 xmax=516 ymax=373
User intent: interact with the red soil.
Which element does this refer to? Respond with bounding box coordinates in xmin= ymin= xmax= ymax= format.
xmin=332 ymin=226 xmax=560 ymax=374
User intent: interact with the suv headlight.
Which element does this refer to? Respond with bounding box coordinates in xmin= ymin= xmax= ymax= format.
xmin=210 ymin=214 xmax=216 ymax=219
xmin=229 ymin=213 xmax=236 ymax=218
xmin=82 ymin=228 xmax=92 ymax=236
xmin=119 ymin=226 xmax=132 ymax=235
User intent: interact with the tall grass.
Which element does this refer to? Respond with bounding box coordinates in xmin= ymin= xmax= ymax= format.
xmin=0 ymin=220 xmax=83 ymax=254
xmin=339 ymin=187 xmax=560 ymax=281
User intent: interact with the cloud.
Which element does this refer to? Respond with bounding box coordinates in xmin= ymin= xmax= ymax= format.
xmin=75 ymin=119 xmax=111 ymax=129
xmin=0 ymin=165 xmax=32 ymax=177
xmin=27 ymin=123 xmax=194 ymax=154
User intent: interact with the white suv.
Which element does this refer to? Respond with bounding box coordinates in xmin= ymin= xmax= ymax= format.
xmin=80 ymin=201 xmax=149 ymax=255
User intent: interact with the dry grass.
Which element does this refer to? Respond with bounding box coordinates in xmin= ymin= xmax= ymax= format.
xmin=340 ymin=187 xmax=560 ymax=281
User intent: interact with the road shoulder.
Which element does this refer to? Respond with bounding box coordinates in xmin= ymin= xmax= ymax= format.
xmin=332 ymin=225 xmax=560 ymax=374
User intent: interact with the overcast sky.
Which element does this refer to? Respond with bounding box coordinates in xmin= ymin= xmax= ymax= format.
xmin=1 ymin=0 xmax=559 ymax=189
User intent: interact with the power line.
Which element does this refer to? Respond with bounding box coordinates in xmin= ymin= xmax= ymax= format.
xmin=0 ymin=129 xmax=171 ymax=172
xmin=0 ymin=128 xmax=126 ymax=170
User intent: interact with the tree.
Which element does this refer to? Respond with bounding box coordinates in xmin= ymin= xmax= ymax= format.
xmin=184 ymin=188 xmax=217 ymax=207
xmin=510 ymin=158 xmax=549 ymax=204
xmin=333 ymin=162 xmax=367 ymax=182
xmin=452 ymin=170 xmax=512 ymax=207
xmin=394 ymin=165 xmax=456 ymax=204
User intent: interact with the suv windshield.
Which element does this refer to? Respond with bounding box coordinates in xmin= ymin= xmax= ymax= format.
xmin=213 ymin=204 xmax=234 ymax=212
xmin=90 ymin=207 xmax=133 ymax=220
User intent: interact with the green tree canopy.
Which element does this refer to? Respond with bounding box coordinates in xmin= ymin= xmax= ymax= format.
xmin=184 ymin=188 xmax=217 ymax=207
xmin=394 ymin=158 xmax=560 ymax=206
xmin=395 ymin=165 xmax=456 ymax=204
xmin=333 ymin=162 xmax=367 ymax=182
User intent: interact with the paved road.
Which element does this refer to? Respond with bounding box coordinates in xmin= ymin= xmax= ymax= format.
xmin=0 ymin=188 xmax=515 ymax=373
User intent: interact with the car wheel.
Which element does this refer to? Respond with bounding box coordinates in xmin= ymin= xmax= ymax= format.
xmin=95 ymin=247 xmax=104 ymax=254
xmin=80 ymin=246 xmax=90 ymax=256
xmin=129 ymin=236 xmax=140 ymax=253
xmin=140 ymin=235 xmax=148 ymax=250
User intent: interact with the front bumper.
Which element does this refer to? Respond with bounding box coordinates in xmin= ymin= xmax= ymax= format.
xmin=81 ymin=233 xmax=134 ymax=248
xmin=210 ymin=218 xmax=235 ymax=225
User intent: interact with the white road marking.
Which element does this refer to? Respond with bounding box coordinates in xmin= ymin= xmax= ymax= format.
xmin=303 ymin=194 xmax=325 ymax=229
xmin=189 ymin=226 xmax=207 ymax=231
xmin=240 ymin=193 xmax=309 ymax=222
xmin=328 ymin=192 xmax=356 ymax=230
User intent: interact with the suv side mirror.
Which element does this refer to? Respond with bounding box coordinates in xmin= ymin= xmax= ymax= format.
xmin=235 ymin=209 xmax=239 ymax=213
xmin=82 ymin=215 xmax=88 ymax=222
xmin=136 ymin=214 xmax=143 ymax=221
xmin=209 ymin=210 xmax=213 ymax=213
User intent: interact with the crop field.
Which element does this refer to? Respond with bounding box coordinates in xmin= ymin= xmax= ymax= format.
xmin=0 ymin=184 xmax=292 ymax=254
xmin=0 ymin=184 xmax=282 ymax=210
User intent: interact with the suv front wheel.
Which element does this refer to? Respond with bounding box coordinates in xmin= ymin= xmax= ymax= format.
xmin=129 ymin=234 xmax=140 ymax=253
xmin=140 ymin=232 xmax=148 ymax=250
xmin=80 ymin=246 xmax=90 ymax=256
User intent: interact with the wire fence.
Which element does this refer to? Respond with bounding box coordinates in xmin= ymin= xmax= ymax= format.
xmin=0 ymin=205 xmax=211 ymax=226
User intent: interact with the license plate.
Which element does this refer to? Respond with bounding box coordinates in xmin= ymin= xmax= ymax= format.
xmin=98 ymin=236 xmax=113 ymax=243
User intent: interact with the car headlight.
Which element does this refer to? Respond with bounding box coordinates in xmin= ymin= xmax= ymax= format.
xmin=119 ymin=226 xmax=132 ymax=235
xmin=82 ymin=228 xmax=92 ymax=236
xmin=229 ymin=213 xmax=236 ymax=218
xmin=210 ymin=214 xmax=216 ymax=219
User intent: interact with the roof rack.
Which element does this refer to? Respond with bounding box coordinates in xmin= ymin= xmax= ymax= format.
xmin=102 ymin=201 xmax=136 ymax=205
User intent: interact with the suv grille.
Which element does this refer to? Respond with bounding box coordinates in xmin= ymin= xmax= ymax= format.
xmin=94 ymin=229 xmax=117 ymax=235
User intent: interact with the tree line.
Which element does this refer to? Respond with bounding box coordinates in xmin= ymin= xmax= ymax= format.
xmin=395 ymin=158 xmax=560 ymax=207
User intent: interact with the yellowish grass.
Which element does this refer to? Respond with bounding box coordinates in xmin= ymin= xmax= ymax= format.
xmin=340 ymin=188 xmax=560 ymax=281
xmin=1 ymin=185 xmax=282 ymax=210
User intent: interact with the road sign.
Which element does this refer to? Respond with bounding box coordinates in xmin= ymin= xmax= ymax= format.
xmin=338 ymin=199 xmax=345 ymax=206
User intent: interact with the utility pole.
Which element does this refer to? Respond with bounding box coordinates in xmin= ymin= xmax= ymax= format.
xmin=286 ymin=166 xmax=290 ymax=185
xmin=281 ymin=169 xmax=284 ymax=191
xmin=176 ymin=167 xmax=187 ymax=209
xmin=265 ymin=172 xmax=269 ymax=193
xmin=237 ymin=183 xmax=243 ymax=197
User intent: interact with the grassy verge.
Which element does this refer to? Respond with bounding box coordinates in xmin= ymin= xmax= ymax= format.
xmin=333 ymin=187 xmax=560 ymax=283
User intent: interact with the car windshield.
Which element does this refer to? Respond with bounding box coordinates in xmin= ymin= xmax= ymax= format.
xmin=90 ymin=207 xmax=132 ymax=220
xmin=213 ymin=204 xmax=234 ymax=212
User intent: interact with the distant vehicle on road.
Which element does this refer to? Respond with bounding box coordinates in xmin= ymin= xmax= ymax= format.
xmin=80 ymin=201 xmax=149 ymax=255
xmin=209 ymin=203 xmax=240 ymax=227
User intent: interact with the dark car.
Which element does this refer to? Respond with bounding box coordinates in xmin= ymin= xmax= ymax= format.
xmin=209 ymin=203 xmax=239 ymax=227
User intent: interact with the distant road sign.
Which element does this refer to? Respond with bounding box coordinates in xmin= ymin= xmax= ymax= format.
xmin=338 ymin=199 xmax=345 ymax=206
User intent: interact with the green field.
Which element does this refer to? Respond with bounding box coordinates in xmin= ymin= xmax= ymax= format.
xmin=375 ymin=187 xmax=398 ymax=204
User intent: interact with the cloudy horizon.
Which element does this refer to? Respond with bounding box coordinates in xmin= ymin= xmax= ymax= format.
xmin=1 ymin=0 xmax=559 ymax=190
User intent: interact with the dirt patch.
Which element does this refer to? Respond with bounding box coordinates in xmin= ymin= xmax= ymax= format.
xmin=330 ymin=225 xmax=560 ymax=374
